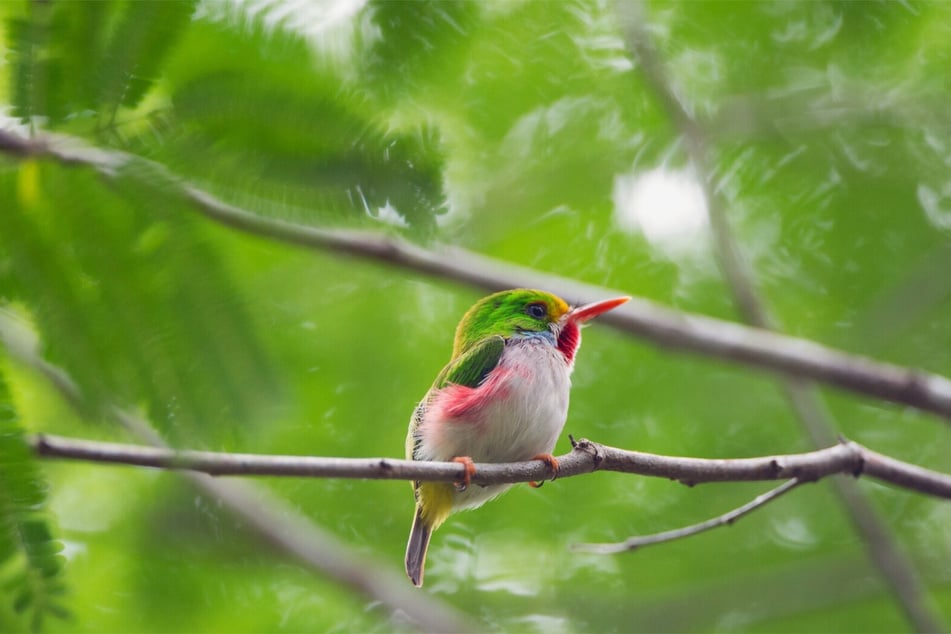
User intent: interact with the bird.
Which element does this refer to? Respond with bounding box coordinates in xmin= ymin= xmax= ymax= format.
xmin=404 ymin=288 xmax=629 ymax=587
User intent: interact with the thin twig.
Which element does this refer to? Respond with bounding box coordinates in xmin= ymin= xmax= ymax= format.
xmin=573 ymin=479 xmax=804 ymax=554
xmin=2 ymin=127 xmax=951 ymax=422
xmin=24 ymin=432 xmax=951 ymax=500
xmin=619 ymin=6 xmax=947 ymax=631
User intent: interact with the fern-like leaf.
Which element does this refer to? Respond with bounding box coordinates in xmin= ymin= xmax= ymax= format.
xmin=0 ymin=163 xmax=276 ymax=445
xmin=5 ymin=0 xmax=196 ymax=129
xmin=159 ymin=16 xmax=447 ymax=235
xmin=0 ymin=347 xmax=69 ymax=632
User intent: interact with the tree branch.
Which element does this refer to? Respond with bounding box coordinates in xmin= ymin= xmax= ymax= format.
xmin=25 ymin=432 xmax=951 ymax=500
xmin=3 ymin=127 xmax=951 ymax=422
xmin=619 ymin=7 xmax=947 ymax=631
xmin=0 ymin=314 xmax=476 ymax=634
xmin=573 ymin=478 xmax=804 ymax=554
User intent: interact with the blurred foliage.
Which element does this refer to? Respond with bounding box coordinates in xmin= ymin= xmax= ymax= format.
xmin=157 ymin=14 xmax=447 ymax=233
xmin=6 ymin=0 xmax=196 ymax=127
xmin=1 ymin=0 xmax=950 ymax=632
xmin=0 ymin=162 xmax=274 ymax=445
xmin=0 ymin=350 xmax=67 ymax=632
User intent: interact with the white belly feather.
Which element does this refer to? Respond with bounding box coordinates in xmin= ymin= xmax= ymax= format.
xmin=416 ymin=338 xmax=573 ymax=510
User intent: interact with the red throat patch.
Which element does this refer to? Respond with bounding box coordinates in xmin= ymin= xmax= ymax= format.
xmin=557 ymin=322 xmax=580 ymax=363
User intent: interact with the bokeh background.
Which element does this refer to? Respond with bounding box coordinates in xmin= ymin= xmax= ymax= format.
xmin=1 ymin=1 xmax=950 ymax=631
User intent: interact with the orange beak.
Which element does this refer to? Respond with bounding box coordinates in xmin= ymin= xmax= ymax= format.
xmin=567 ymin=296 xmax=630 ymax=323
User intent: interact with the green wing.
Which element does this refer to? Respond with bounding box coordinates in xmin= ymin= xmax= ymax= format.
xmin=435 ymin=335 xmax=505 ymax=389
xmin=407 ymin=335 xmax=505 ymax=462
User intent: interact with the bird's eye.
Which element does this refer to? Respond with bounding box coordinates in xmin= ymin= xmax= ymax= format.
xmin=526 ymin=303 xmax=547 ymax=319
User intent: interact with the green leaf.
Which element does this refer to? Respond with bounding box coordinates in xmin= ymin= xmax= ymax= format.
xmin=0 ymin=163 xmax=276 ymax=443
xmin=96 ymin=0 xmax=197 ymax=112
xmin=5 ymin=2 xmax=66 ymax=123
xmin=4 ymin=0 xmax=195 ymax=128
xmin=0 ymin=346 xmax=68 ymax=631
xmin=158 ymin=16 xmax=447 ymax=235
xmin=358 ymin=0 xmax=479 ymax=103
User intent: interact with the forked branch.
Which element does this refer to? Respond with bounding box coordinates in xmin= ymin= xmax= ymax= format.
xmin=573 ymin=478 xmax=804 ymax=554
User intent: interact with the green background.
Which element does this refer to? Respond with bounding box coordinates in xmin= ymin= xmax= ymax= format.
xmin=1 ymin=1 xmax=949 ymax=631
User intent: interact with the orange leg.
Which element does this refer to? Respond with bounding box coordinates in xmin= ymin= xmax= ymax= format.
xmin=529 ymin=453 xmax=559 ymax=488
xmin=451 ymin=456 xmax=477 ymax=492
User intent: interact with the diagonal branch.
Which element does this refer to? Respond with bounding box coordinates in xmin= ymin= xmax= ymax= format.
xmin=25 ymin=432 xmax=951 ymax=500
xmin=573 ymin=478 xmax=804 ymax=554
xmin=618 ymin=6 xmax=948 ymax=632
xmin=3 ymin=127 xmax=951 ymax=422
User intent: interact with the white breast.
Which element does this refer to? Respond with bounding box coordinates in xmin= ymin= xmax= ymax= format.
xmin=417 ymin=338 xmax=573 ymax=510
xmin=471 ymin=339 xmax=571 ymax=461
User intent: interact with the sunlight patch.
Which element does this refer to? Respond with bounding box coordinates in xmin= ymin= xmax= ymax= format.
xmin=471 ymin=530 xmax=560 ymax=597
xmin=769 ymin=515 xmax=817 ymax=550
xmin=918 ymin=182 xmax=951 ymax=231
xmin=372 ymin=202 xmax=410 ymax=228
xmin=612 ymin=167 xmax=710 ymax=258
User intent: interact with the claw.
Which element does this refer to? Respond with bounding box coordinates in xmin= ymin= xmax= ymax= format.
xmin=451 ymin=456 xmax=476 ymax=492
xmin=529 ymin=453 xmax=559 ymax=488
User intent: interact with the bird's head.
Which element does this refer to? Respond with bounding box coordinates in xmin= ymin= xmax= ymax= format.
xmin=452 ymin=289 xmax=629 ymax=362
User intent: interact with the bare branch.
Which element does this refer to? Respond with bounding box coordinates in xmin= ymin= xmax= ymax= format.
xmin=26 ymin=433 xmax=951 ymax=500
xmin=2 ymin=127 xmax=951 ymax=422
xmin=0 ymin=315 xmax=476 ymax=634
xmin=573 ymin=479 xmax=804 ymax=554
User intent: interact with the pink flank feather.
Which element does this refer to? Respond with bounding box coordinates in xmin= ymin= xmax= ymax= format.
xmin=439 ymin=366 xmax=513 ymax=420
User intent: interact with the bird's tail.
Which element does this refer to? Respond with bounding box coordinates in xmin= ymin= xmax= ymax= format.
xmin=405 ymin=505 xmax=432 ymax=587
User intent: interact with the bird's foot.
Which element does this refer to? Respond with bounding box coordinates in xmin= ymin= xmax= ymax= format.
xmin=451 ymin=456 xmax=476 ymax=492
xmin=529 ymin=453 xmax=559 ymax=488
